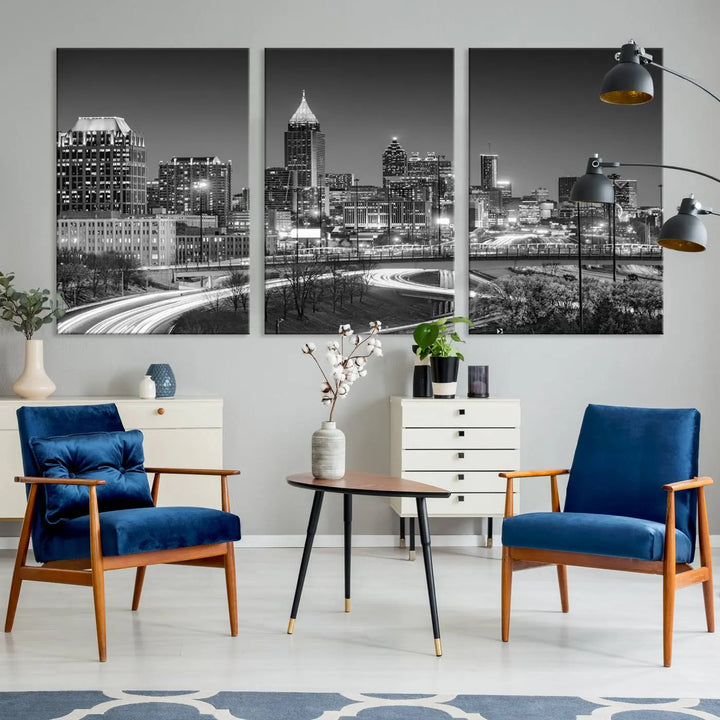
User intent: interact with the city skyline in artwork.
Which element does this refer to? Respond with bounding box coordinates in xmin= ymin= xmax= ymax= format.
xmin=55 ymin=48 xmax=250 ymax=335
xmin=468 ymin=48 xmax=664 ymax=335
xmin=264 ymin=48 xmax=455 ymax=335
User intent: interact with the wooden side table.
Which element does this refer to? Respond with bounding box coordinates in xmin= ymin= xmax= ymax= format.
xmin=286 ymin=471 xmax=451 ymax=656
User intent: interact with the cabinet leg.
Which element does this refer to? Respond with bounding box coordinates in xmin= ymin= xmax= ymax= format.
xmin=399 ymin=516 xmax=406 ymax=549
xmin=409 ymin=517 xmax=416 ymax=561
xmin=486 ymin=517 xmax=494 ymax=548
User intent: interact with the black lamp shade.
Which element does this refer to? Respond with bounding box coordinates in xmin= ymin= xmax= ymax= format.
xmin=657 ymin=197 xmax=708 ymax=252
xmin=600 ymin=43 xmax=654 ymax=105
xmin=600 ymin=63 xmax=654 ymax=104
xmin=571 ymin=157 xmax=614 ymax=204
xmin=658 ymin=214 xmax=708 ymax=252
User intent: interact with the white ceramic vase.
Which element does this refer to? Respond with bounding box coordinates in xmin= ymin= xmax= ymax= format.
xmin=311 ymin=421 xmax=346 ymax=480
xmin=12 ymin=339 xmax=56 ymax=400
xmin=138 ymin=375 xmax=156 ymax=399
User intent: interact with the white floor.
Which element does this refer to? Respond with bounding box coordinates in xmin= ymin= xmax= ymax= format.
xmin=0 ymin=546 xmax=718 ymax=697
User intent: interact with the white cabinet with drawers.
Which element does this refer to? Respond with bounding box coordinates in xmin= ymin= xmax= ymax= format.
xmin=0 ymin=397 xmax=223 ymax=520
xmin=390 ymin=396 xmax=520 ymax=538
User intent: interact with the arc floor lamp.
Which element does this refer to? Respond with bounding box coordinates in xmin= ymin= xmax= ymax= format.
xmin=589 ymin=40 xmax=720 ymax=251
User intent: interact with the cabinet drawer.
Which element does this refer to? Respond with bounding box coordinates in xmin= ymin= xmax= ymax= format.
xmin=116 ymin=399 xmax=222 ymax=430
xmin=392 ymin=492 xmax=512 ymax=517
xmin=400 ymin=400 xmax=520 ymax=428
xmin=403 ymin=427 xmax=518 ymax=450
xmin=400 ymin=470 xmax=507 ymax=493
xmin=402 ymin=448 xmax=519 ymax=472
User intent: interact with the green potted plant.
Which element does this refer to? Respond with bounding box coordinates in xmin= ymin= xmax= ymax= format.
xmin=0 ymin=270 xmax=65 ymax=399
xmin=413 ymin=316 xmax=471 ymax=398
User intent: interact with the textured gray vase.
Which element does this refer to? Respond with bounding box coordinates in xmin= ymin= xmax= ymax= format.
xmin=311 ymin=421 xmax=346 ymax=480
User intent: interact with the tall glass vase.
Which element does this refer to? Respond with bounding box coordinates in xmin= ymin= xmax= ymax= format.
xmin=12 ymin=339 xmax=56 ymax=400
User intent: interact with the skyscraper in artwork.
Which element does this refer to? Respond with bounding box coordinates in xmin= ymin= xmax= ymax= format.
xmin=57 ymin=116 xmax=147 ymax=215
xmin=382 ymin=137 xmax=408 ymax=179
xmin=479 ymin=153 xmax=498 ymax=190
xmin=284 ymin=90 xmax=326 ymax=188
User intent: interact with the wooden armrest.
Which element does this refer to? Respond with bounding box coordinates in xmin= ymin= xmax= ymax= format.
xmin=15 ymin=475 xmax=106 ymax=486
xmin=145 ymin=467 xmax=241 ymax=477
xmin=663 ymin=476 xmax=713 ymax=493
xmin=499 ymin=469 xmax=570 ymax=479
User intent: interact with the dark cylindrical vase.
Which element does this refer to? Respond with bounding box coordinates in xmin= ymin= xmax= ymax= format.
xmin=430 ymin=356 xmax=460 ymax=399
xmin=411 ymin=344 xmax=433 ymax=398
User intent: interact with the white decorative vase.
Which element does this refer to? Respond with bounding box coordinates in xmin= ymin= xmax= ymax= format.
xmin=311 ymin=421 xmax=346 ymax=480
xmin=12 ymin=339 xmax=56 ymax=400
xmin=138 ymin=375 xmax=156 ymax=399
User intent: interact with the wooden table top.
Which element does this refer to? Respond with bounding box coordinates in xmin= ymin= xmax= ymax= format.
xmin=286 ymin=471 xmax=451 ymax=498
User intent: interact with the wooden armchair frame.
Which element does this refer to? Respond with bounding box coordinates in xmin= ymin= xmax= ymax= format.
xmin=5 ymin=466 xmax=240 ymax=662
xmin=500 ymin=469 xmax=714 ymax=667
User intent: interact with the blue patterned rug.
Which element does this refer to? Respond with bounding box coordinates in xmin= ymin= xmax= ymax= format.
xmin=1 ymin=692 xmax=719 ymax=720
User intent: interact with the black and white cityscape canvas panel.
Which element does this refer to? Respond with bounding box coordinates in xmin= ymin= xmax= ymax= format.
xmin=264 ymin=49 xmax=454 ymax=334
xmin=469 ymin=48 xmax=663 ymax=335
xmin=56 ymin=49 xmax=249 ymax=335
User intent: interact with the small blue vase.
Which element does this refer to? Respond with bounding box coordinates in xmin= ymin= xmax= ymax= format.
xmin=147 ymin=363 xmax=176 ymax=398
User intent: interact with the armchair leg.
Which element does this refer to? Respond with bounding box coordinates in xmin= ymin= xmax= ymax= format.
xmin=89 ymin=487 xmax=107 ymax=662
xmin=662 ymin=492 xmax=677 ymax=668
xmin=698 ymin=487 xmax=715 ymax=633
xmin=132 ymin=567 xmax=146 ymax=611
xmin=5 ymin=484 xmax=37 ymax=633
xmin=91 ymin=565 xmax=107 ymax=662
xmin=501 ymin=546 xmax=512 ymax=642
xmin=702 ymin=576 xmax=715 ymax=633
xmin=557 ymin=565 xmax=569 ymax=613
xmin=224 ymin=542 xmax=238 ymax=637
xmin=662 ymin=572 xmax=676 ymax=667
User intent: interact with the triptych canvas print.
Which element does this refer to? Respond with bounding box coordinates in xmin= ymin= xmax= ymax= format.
xmin=55 ymin=48 xmax=662 ymax=336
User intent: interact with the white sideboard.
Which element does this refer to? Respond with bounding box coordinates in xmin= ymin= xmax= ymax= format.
xmin=0 ymin=397 xmax=223 ymax=520
xmin=389 ymin=396 xmax=520 ymax=534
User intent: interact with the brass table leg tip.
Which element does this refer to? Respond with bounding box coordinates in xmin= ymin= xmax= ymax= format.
xmin=486 ymin=537 xmax=494 ymax=548
xmin=287 ymin=618 xmax=295 ymax=634
xmin=400 ymin=539 xmax=406 ymax=548
xmin=345 ymin=598 xmax=351 ymax=613
xmin=409 ymin=550 xmax=416 ymax=561
xmin=434 ymin=638 xmax=442 ymax=656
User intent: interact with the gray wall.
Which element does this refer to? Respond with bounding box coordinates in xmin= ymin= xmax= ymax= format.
xmin=1 ymin=0 xmax=719 ymax=537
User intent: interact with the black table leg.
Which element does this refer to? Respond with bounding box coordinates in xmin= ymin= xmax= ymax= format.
xmin=288 ymin=490 xmax=324 ymax=634
xmin=487 ymin=516 xmax=494 ymax=548
xmin=409 ymin=516 xmax=416 ymax=561
xmin=416 ymin=496 xmax=442 ymax=656
xmin=399 ymin=516 xmax=406 ymax=548
xmin=344 ymin=493 xmax=352 ymax=612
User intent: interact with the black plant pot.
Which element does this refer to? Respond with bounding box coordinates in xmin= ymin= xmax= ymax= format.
xmin=411 ymin=344 xmax=433 ymax=398
xmin=430 ymin=356 xmax=460 ymax=399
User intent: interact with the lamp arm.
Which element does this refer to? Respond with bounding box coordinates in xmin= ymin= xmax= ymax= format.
xmin=617 ymin=162 xmax=720 ymax=186
xmin=648 ymin=60 xmax=720 ymax=104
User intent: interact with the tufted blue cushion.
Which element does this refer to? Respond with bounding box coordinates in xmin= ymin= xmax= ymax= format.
xmin=17 ymin=404 xmax=125 ymax=478
xmin=30 ymin=430 xmax=154 ymax=524
xmin=502 ymin=511 xmax=693 ymax=563
xmin=563 ymin=404 xmax=699 ymax=562
xmin=34 ymin=506 xmax=242 ymax=563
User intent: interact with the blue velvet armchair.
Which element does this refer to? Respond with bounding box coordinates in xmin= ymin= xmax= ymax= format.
xmin=4 ymin=403 xmax=242 ymax=661
xmin=500 ymin=404 xmax=714 ymax=667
